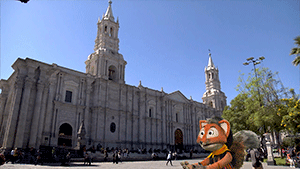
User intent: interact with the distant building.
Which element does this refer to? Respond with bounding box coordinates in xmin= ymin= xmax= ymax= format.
xmin=0 ymin=1 xmax=226 ymax=151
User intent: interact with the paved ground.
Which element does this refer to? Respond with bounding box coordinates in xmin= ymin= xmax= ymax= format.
xmin=0 ymin=158 xmax=293 ymax=169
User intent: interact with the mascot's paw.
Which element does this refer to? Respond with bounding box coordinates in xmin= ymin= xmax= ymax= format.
xmin=180 ymin=161 xmax=206 ymax=169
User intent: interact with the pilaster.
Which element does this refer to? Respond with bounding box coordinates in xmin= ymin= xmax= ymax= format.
xmin=2 ymin=77 xmax=24 ymax=149
xmin=43 ymin=74 xmax=57 ymax=146
xmin=29 ymin=80 xmax=44 ymax=148
xmin=15 ymin=77 xmax=34 ymax=148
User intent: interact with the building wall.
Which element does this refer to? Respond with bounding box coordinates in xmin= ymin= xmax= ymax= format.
xmin=0 ymin=57 xmax=222 ymax=152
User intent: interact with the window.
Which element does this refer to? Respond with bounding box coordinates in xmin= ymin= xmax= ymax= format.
xmin=65 ymin=90 xmax=72 ymax=103
xmin=110 ymin=27 xmax=113 ymax=37
xmin=104 ymin=25 xmax=107 ymax=33
xmin=210 ymin=101 xmax=213 ymax=108
xmin=149 ymin=108 xmax=152 ymax=117
xmin=110 ymin=122 xmax=116 ymax=133
xmin=108 ymin=65 xmax=117 ymax=81
xmin=176 ymin=113 xmax=178 ymax=122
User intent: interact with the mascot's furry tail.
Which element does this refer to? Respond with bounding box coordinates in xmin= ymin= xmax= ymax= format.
xmin=231 ymin=130 xmax=260 ymax=169
xmin=230 ymin=138 xmax=246 ymax=169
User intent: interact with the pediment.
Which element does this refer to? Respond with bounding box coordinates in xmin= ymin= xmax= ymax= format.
xmin=167 ymin=91 xmax=189 ymax=103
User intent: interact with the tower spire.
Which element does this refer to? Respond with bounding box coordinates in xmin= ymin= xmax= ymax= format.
xmin=202 ymin=50 xmax=227 ymax=112
xmin=104 ymin=0 xmax=115 ymax=21
xmin=207 ymin=49 xmax=215 ymax=68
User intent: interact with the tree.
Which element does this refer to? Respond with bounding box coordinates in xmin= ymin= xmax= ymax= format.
xmin=290 ymin=36 xmax=300 ymax=66
xmin=277 ymin=98 xmax=300 ymax=134
xmin=223 ymin=67 xmax=294 ymax=135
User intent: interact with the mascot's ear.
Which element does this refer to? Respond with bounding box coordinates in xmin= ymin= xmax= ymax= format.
xmin=199 ymin=120 xmax=208 ymax=129
xmin=219 ymin=119 xmax=230 ymax=137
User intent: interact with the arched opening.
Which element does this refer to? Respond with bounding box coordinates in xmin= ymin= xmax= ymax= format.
xmin=104 ymin=25 xmax=108 ymax=33
xmin=110 ymin=27 xmax=113 ymax=37
xmin=210 ymin=101 xmax=213 ymax=108
xmin=108 ymin=65 xmax=117 ymax=81
xmin=175 ymin=129 xmax=183 ymax=153
xmin=58 ymin=123 xmax=72 ymax=147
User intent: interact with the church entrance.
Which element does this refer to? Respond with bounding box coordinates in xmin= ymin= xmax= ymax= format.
xmin=175 ymin=129 xmax=183 ymax=153
xmin=58 ymin=123 xmax=72 ymax=147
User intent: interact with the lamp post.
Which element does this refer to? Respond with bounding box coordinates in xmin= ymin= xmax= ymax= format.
xmin=243 ymin=56 xmax=265 ymax=105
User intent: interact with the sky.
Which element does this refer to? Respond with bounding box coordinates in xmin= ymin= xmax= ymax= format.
xmin=1 ymin=0 xmax=299 ymax=105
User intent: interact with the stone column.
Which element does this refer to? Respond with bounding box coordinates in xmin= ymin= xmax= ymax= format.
xmin=0 ymin=85 xmax=8 ymax=145
xmin=15 ymin=77 xmax=34 ymax=148
xmin=44 ymin=78 xmax=57 ymax=146
xmin=36 ymin=84 xmax=49 ymax=147
xmin=29 ymin=81 xmax=44 ymax=148
xmin=2 ymin=77 xmax=24 ymax=149
xmin=84 ymin=78 xmax=92 ymax=141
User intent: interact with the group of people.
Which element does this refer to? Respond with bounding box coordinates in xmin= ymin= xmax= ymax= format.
xmin=0 ymin=144 xmax=71 ymax=166
xmin=0 ymin=147 xmax=44 ymax=165
xmin=285 ymin=147 xmax=300 ymax=168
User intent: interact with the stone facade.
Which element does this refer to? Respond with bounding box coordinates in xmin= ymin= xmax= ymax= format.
xmin=0 ymin=1 xmax=226 ymax=152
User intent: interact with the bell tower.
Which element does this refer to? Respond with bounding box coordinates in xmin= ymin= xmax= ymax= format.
xmin=202 ymin=51 xmax=227 ymax=112
xmin=85 ymin=0 xmax=126 ymax=83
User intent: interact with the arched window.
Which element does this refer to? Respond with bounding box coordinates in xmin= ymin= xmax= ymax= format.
xmin=104 ymin=25 xmax=108 ymax=33
xmin=110 ymin=27 xmax=113 ymax=37
xmin=108 ymin=65 xmax=117 ymax=81
xmin=211 ymin=73 xmax=214 ymax=79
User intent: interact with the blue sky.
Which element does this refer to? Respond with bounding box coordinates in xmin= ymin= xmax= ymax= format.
xmin=1 ymin=0 xmax=299 ymax=105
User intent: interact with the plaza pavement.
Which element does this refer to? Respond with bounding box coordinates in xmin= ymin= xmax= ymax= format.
xmin=0 ymin=158 xmax=292 ymax=169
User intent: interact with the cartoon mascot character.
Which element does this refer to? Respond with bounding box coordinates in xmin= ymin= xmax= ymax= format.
xmin=181 ymin=116 xmax=245 ymax=169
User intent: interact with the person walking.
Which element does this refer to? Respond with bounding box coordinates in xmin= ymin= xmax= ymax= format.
xmin=250 ymin=148 xmax=263 ymax=169
xmin=104 ymin=150 xmax=108 ymax=162
xmin=166 ymin=151 xmax=173 ymax=166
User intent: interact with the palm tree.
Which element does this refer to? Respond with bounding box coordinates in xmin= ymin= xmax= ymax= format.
xmin=290 ymin=36 xmax=300 ymax=66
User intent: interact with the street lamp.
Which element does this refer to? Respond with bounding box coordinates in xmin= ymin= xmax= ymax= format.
xmin=243 ymin=56 xmax=265 ymax=104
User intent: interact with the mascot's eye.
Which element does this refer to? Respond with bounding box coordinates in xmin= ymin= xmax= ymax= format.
xmin=207 ymin=128 xmax=219 ymax=138
xmin=199 ymin=129 xmax=205 ymax=138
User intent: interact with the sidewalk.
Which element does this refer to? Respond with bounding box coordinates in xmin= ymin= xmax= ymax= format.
xmin=0 ymin=159 xmax=294 ymax=169
xmin=241 ymin=161 xmax=293 ymax=169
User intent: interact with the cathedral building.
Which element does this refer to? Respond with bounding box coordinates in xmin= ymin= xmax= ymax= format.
xmin=0 ymin=1 xmax=226 ymax=151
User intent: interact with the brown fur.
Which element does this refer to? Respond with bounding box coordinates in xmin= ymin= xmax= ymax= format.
xmin=181 ymin=117 xmax=245 ymax=169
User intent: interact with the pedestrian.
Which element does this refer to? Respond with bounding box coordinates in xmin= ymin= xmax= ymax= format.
xmin=250 ymin=148 xmax=263 ymax=169
xmin=35 ymin=150 xmax=43 ymax=165
xmin=84 ymin=152 xmax=91 ymax=165
xmin=117 ymin=151 xmax=122 ymax=163
xmin=12 ymin=148 xmax=18 ymax=164
xmin=104 ymin=150 xmax=108 ymax=162
xmin=112 ymin=151 xmax=116 ymax=164
xmin=29 ymin=147 xmax=36 ymax=164
xmin=60 ymin=143 xmax=69 ymax=166
xmin=190 ymin=149 xmax=193 ymax=159
xmin=287 ymin=147 xmax=296 ymax=168
xmin=166 ymin=151 xmax=173 ymax=166
xmin=173 ymin=151 xmax=177 ymax=160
